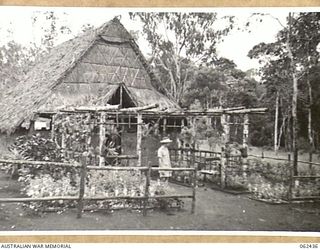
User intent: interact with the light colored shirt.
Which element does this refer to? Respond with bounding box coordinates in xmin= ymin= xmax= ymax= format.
xmin=157 ymin=145 xmax=171 ymax=168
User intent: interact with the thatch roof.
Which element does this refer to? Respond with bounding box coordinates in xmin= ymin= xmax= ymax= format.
xmin=0 ymin=17 xmax=179 ymax=134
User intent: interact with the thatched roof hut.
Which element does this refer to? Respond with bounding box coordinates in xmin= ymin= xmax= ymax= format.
xmin=0 ymin=17 xmax=179 ymax=134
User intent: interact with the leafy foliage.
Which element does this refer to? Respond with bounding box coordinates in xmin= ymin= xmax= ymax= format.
xmin=182 ymin=58 xmax=260 ymax=110
xmin=130 ymin=12 xmax=234 ymax=104
xmin=248 ymin=12 xmax=320 ymax=150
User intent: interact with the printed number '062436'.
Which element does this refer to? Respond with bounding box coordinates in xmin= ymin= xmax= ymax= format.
xmin=300 ymin=244 xmax=318 ymax=249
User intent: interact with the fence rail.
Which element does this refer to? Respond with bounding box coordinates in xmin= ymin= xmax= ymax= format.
xmin=248 ymin=154 xmax=320 ymax=167
xmin=0 ymin=157 xmax=196 ymax=217
xmin=0 ymin=158 xmax=81 ymax=168
xmin=248 ymin=153 xmax=320 ymax=201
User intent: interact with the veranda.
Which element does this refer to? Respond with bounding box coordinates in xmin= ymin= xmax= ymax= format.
xmin=49 ymin=104 xmax=268 ymax=189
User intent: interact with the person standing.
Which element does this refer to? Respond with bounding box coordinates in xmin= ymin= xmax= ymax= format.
xmin=157 ymin=137 xmax=173 ymax=181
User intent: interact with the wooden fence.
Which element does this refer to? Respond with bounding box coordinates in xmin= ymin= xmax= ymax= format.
xmin=248 ymin=153 xmax=320 ymax=201
xmin=0 ymin=157 xmax=196 ymax=217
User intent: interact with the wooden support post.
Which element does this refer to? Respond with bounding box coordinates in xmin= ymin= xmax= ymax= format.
xmin=220 ymin=114 xmax=230 ymax=189
xmin=51 ymin=114 xmax=56 ymax=141
xmin=163 ymin=117 xmax=167 ymax=135
xmin=309 ymin=152 xmax=313 ymax=175
xmin=181 ymin=118 xmax=185 ymax=128
xmin=191 ymin=168 xmax=196 ymax=214
xmin=143 ymin=163 xmax=151 ymax=216
xmin=120 ymin=85 xmax=123 ymax=108
xmin=137 ymin=113 xmax=143 ymax=167
xmin=288 ymin=154 xmax=293 ymax=201
xmin=61 ymin=132 xmax=67 ymax=158
xmin=242 ymin=114 xmax=249 ymax=179
xmin=243 ymin=114 xmax=249 ymax=149
xmin=77 ymin=155 xmax=87 ymax=218
xmin=99 ymin=112 xmax=106 ymax=167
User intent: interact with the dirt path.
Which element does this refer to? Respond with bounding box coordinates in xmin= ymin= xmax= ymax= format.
xmin=0 ymin=170 xmax=320 ymax=231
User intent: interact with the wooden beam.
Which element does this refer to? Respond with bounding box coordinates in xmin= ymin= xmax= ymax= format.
xmin=120 ymin=85 xmax=123 ymax=108
xmin=63 ymin=104 xmax=120 ymax=112
xmin=99 ymin=112 xmax=106 ymax=167
xmin=220 ymin=113 xmax=230 ymax=189
xmin=0 ymin=158 xmax=81 ymax=168
xmin=120 ymin=103 xmax=159 ymax=112
xmin=242 ymin=113 xmax=249 ymax=180
xmin=51 ymin=114 xmax=56 ymax=141
xmin=137 ymin=113 xmax=143 ymax=167
xmin=143 ymin=164 xmax=151 ymax=216
xmin=77 ymin=156 xmax=87 ymax=218
xmin=163 ymin=117 xmax=167 ymax=134
xmin=243 ymin=114 xmax=249 ymax=148
xmin=225 ymin=108 xmax=268 ymax=114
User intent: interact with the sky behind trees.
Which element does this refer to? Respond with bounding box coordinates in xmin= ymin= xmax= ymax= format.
xmin=0 ymin=6 xmax=305 ymax=71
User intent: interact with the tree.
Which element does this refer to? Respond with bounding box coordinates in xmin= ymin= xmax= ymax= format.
xmin=183 ymin=66 xmax=227 ymax=109
xmin=0 ymin=11 xmax=75 ymax=93
xmin=248 ymin=12 xmax=320 ymax=173
xmin=129 ymin=12 xmax=234 ymax=104
xmin=0 ymin=41 xmax=43 ymax=93
xmin=31 ymin=11 xmax=72 ymax=51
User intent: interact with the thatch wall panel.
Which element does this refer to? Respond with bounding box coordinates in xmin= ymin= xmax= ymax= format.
xmin=40 ymin=84 xmax=118 ymax=111
xmin=83 ymin=43 xmax=145 ymax=69
xmin=63 ymin=62 xmax=151 ymax=89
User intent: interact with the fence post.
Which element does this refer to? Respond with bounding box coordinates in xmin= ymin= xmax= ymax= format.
xmin=143 ymin=163 xmax=151 ymax=216
xmin=309 ymin=152 xmax=313 ymax=175
xmin=220 ymin=113 xmax=229 ymax=189
xmin=191 ymin=168 xmax=196 ymax=214
xmin=137 ymin=113 xmax=143 ymax=167
xmin=99 ymin=112 xmax=106 ymax=166
xmin=288 ymin=154 xmax=293 ymax=201
xmin=77 ymin=155 xmax=87 ymax=219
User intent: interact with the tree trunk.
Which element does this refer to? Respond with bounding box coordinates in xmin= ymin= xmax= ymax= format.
xmin=287 ymin=12 xmax=298 ymax=175
xmin=307 ymin=72 xmax=314 ymax=149
xmin=278 ymin=116 xmax=286 ymax=150
xmin=274 ymin=91 xmax=279 ymax=152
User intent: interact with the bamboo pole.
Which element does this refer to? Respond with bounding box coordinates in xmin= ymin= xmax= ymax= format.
xmin=191 ymin=168 xmax=196 ymax=214
xmin=0 ymin=158 xmax=80 ymax=168
xmin=69 ymin=104 xmax=120 ymax=112
xmin=163 ymin=118 xmax=167 ymax=134
xmin=104 ymin=155 xmax=138 ymax=159
xmin=86 ymin=166 xmax=195 ymax=171
xmin=120 ymin=103 xmax=159 ymax=112
xmin=99 ymin=112 xmax=106 ymax=166
xmin=61 ymin=133 xmax=66 ymax=157
xmin=0 ymin=194 xmax=194 ymax=203
xmin=77 ymin=155 xmax=88 ymax=219
xmin=120 ymin=85 xmax=123 ymax=108
xmin=0 ymin=197 xmax=79 ymax=203
xmin=143 ymin=163 xmax=151 ymax=216
xmin=288 ymin=154 xmax=293 ymax=201
xmin=51 ymin=114 xmax=56 ymax=141
xmin=220 ymin=114 xmax=229 ymax=189
xmin=242 ymin=114 xmax=249 ymax=180
xmin=309 ymin=152 xmax=313 ymax=175
xmin=137 ymin=113 xmax=143 ymax=167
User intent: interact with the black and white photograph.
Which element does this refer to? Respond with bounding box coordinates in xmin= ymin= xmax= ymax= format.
xmin=0 ymin=7 xmax=320 ymax=232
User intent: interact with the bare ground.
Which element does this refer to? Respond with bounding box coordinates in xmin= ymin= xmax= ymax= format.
xmin=0 ymin=170 xmax=320 ymax=232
